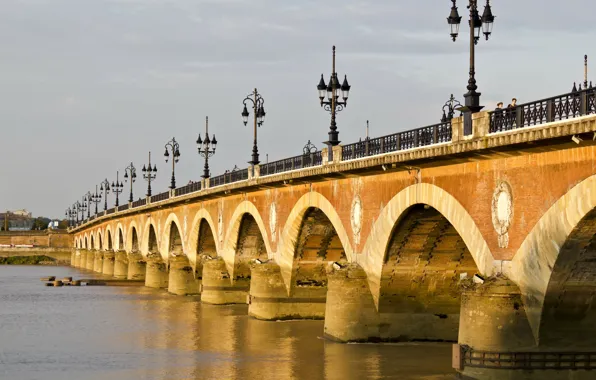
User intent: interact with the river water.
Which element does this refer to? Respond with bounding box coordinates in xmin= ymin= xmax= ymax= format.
xmin=0 ymin=266 xmax=456 ymax=380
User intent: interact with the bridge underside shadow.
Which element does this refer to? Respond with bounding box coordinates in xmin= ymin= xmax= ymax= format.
xmin=202 ymin=213 xmax=267 ymax=305
xmin=249 ymin=207 xmax=347 ymax=320
xmin=324 ymin=204 xmax=479 ymax=342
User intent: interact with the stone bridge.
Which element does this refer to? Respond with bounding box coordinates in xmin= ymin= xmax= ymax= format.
xmin=69 ymin=89 xmax=596 ymax=378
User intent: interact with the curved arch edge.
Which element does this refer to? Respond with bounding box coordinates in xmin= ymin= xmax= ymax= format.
xmin=359 ymin=183 xmax=495 ymax=307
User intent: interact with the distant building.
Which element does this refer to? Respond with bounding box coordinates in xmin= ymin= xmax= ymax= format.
xmin=47 ymin=220 xmax=60 ymax=230
xmin=12 ymin=209 xmax=32 ymax=218
xmin=0 ymin=211 xmax=34 ymax=231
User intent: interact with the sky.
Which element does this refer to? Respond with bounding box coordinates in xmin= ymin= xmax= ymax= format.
xmin=1 ymin=0 xmax=595 ymax=219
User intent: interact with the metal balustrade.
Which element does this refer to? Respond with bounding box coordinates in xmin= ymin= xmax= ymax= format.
xmin=230 ymin=168 xmax=249 ymax=183
xmin=175 ymin=181 xmax=202 ymax=196
xmin=150 ymin=191 xmax=169 ymax=203
xmin=461 ymin=347 xmax=596 ymax=370
xmin=118 ymin=204 xmax=129 ymax=212
xmin=341 ymin=121 xmax=452 ymax=161
xmin=490 ymin=87 xmax=596 ymax=133
xmin=131 ymin=199 xmax=146 ymax=208
xmin=260 ymin=151 xmax=323 ymax=176
xmin=106 ymin=208 xmax=116 ymax=215
xmin=210 ymin=174 xmax=226 ymax=187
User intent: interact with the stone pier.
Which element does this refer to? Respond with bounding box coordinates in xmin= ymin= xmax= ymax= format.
xmin=113 ymin=251 xmax=128 ymax=279
xmin=201 ymin=257 xmax=247 ymax=304
xmin=79 ymin=250 xmax=87 ymax=269
xmin=93 ymin=251 xmax=103 ymax=273
xmin=74 ymin=250 xmax=81 ymax=267
xmin=102 ymin=251 xmax=115 ymax=276
xmin=455 ymin=277 xmax=541 ymax=380
xmin=145 ymin=254 xmax=168 ymax=288
xmin=248 ymin=261 xmax=326 ymax=320
xmin=324 ymin=264 xmax=380 ymax=342
xmin=127 ymin=252 xmax=146 ymax=280
xmin=86 ymin=250 xmax=95 ymax=270
xmin=167 ymin=255 xmax=200 ymax=296
xmin=70 ymin=250 xmax=76 ymax=266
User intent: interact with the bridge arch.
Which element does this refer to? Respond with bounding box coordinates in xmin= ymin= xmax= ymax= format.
xmin=90 ymin=234 xmax=95 ymax=250
xmin=105 ymin=225 xmax=113 ymax=251
xmin=511 ymin=174 xmax=596 ymax=344
xmin=361 ymin=183 xmax=494 ymax=305
xmin=95 ymin=229 xmax=103 ymax=250
xmin=187 ymin=209 xmax=218 ymax=272
xmin=162 ymin=213 xmax=185 ymax=258
xmin=142 ymin=220 xmax=161 ymax=259
xmin=116 ymin=223 xmax=125 ymax=251
xmin=223 ymin=201 xmax=271 ymax=278
xmin=126 ymin=221 xmax=140 ymax=253
xmin=84 ymin=234 xmax=89 ymax=250
xmin=278 ymin=191 xmax=353 ymax=291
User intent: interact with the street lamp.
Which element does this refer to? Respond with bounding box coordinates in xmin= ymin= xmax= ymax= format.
xmin=447 ymin=0 xmax=495 ymax=134
xmin=142 ymin=152 xmax=157 ymax=197
xmin=242 ymin=88 xmax=266 ymax=166
xmin=164 ymin=137 xmax=180 ymax=189
xmin=84 ymin=191 xmax=92 ymax=218
xmin=79 ymin=196 xmax=87 ymax=222
xmin=197 ymin=116 xmax=217 ymax=179
xmin=124 ymin=162 xmax=137 ymax=203
xmin=65 ymin=207 xmax=72 ymax=228
xmin=90 ymin=185 xmax=101 ymax=215
xmin=100 ymin=179 xmax=110 ymax=211
xmin=112 ymin=171 xmax=124 ymax=207
xmin=317 ymin=45 xmax=351 ymax=158
xmin=441 ymin=94 xmax=463 ymax=122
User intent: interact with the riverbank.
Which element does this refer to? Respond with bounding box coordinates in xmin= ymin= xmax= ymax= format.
xmin=0 ymin=255 xmax=58 ymax=265
xmin=0 ymin=248 xmax=71 ymax=265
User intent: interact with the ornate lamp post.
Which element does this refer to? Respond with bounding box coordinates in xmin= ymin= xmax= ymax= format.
xmin=90 ymin=185 xmax=101 ymax=215
xmin=100 ymin=179 xmax=110 ymax=211
xmin=73 ymin=202 xmax=80 ymax=224
xmin=65 ymin=207 xmax=71 ymax=228
xmin=317 ymin=45 xmax=351 ymax=159
xmin=112 ymin=171 xmax=124 ymax=207
xmin=84 ymin=191 xmax=93 ymax=218
xmin=242 ymin=88 xmax=266 ymax=165
xmin=441 ymin=94 xmax=463 ymax=122
xmin=142 ymin=152 xmax=157 ymax=197
xmin=79 ymin=197 xmax=87 ymax=222
xmin=447 ymin=0 xmax=495 ymax=134
xmin=164 ymin=137 xmax=180 ymax=189
xmin=197 ymin=116 xmax=217 ymax=178
xmin=124 ymin=162 xmax=137 ymax=203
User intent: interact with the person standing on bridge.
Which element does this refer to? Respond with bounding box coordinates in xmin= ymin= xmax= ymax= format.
xmin=506 ymin=98 xmax=517 ymax=126
xmin=493 ymin=102 xmax=504 ymax=129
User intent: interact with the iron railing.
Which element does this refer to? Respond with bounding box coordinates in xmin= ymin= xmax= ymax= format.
xmin=150 ymin=191 xmax=169 ymax=203
xmin=209 ymin=168 xmax=250 ymax=187
xmin=118 ymin=204 xmax=129 ymax=212
xmin=175 ymin=181 xmax=202 ymax=197
xmin=461 ymin=347 xmax=596 ymax=370
xmin=342 ymin=121 xmax=452 ymax=161
xmin=261 ymin=151 xmax=323 ymax=176
xmin=230 ymin=168 xmax=249 ymax=183
xmin=131 ymin=199 xmax=146 ymax=208
xmin=106 ymin=208 xmax=116 ymax=215
xmin=209 ymin=174 xmax=226 ymax=187
xmin=489 ymin=87 xmax=596 ymax=133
